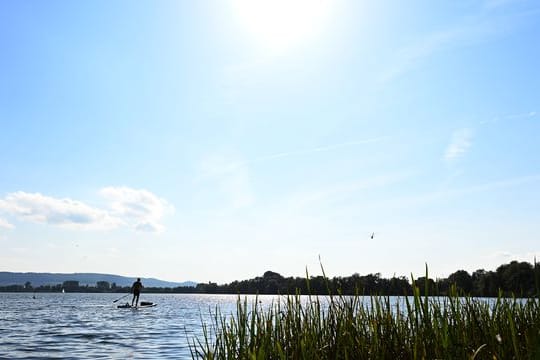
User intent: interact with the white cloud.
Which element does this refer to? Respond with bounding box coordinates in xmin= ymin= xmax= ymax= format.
xmin=0 ymin=192 xmax=122 ymax=230
xmin=0 ymin=187 xmax=173 ymax=233
xmin=444 ymin=128 xmax=473 ymax=161
xmin=135 ymin=222 xmax=164 ymax=233
xmin=100 ymin=186 xmax=173 ymax=233
xmin=489 ymin=250 xmax=512 ymax=258
xmin=0 ymin=217 xmax=14 ymax=229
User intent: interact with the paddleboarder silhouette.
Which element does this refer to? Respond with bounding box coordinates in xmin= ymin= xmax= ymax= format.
xmin=131 ymin=278 xmax=143 ymax=307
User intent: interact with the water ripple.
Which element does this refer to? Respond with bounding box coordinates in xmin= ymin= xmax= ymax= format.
xmin=0 ymin=293 xmax=280 ymax=359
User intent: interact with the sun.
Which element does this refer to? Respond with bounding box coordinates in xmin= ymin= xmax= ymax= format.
xmin=231 ymin=0 xmax=333 ymax=55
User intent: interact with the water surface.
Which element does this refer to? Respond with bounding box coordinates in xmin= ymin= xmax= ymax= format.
xmin=0 ymin=292 xmax=511 ymax=358
xmin=0 ymin=293 xmax=275 ymax=359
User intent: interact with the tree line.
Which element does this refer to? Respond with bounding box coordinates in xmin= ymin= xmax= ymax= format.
xmin=194 ymin=260 xmax=539 ymax=297
xmin=1 ymin=260 xmax=538 ymax=297
xmin=0 ymin=280 xmax=198 ymax=294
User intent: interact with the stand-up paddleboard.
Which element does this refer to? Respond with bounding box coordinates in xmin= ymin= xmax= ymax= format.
xmin=117 ymin=301 xmax=157 ymax=309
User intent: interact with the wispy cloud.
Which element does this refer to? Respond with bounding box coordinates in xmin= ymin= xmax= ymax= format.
xmin=380 ymin=27 xmax=469 ymax=83
xmin=488 ymin=250 xmax=540 ymax=262
xmin=483 ymin=0 xmax=519 ymax=10
xmin=480 ymin=110 xmax=537 ymax=124
xmin=196 ymin=138 xmax=387 ymax=210
xmin=281 ymin=172 xmax=413 ymax=211
xmin=253 ymin=137 xmax=388 ymax=164
xmin=489 ymin=250 xmax=513 ymax=258
xmin=384 ymin=173 xmax=540 ymax=209
xmin=505 ymin=111 xmax=537 ymax=119
xmin=462 ymin=173 xmax=540 ymax=193
xmin=200 ymin=137 xmax=388 ymax=178
xmin=379 ymin=4 xmax=535 ymax=83
xmin=198 ymin=152 xmax=255 ymax=209
xmin=0 ymin=187 xmax=173 ymax=233
xmin=444 ymin=128 xmax=473 ymax=162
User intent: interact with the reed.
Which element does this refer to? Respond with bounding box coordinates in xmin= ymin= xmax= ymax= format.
xmin=190 ymin=275 xmax=540 ymax=359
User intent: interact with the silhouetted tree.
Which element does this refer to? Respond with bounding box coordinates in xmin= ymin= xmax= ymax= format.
xmin=496 ymin=261 xmax=535 ymax=296
xmin=448 ymin=270 xmax=473 ymax=294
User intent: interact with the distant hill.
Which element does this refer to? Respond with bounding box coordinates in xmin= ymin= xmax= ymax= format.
xmin=0 ymin=272 xmax=197 ymax=288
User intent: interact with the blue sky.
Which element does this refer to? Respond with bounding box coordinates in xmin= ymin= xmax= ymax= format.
xmin=1 ymin=0 xmax=539 ymax=283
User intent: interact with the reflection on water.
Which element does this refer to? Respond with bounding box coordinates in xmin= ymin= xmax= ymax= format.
xmin=0 ymin=293 xmax=277 ymax=359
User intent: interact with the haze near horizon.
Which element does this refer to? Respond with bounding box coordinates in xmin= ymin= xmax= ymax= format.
xmin=1 ymin=0 xmax=539 ymax=284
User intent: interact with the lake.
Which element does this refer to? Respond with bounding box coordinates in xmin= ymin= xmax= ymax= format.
xmin=0 ymin=292 xmax=512 ymax=359
xmin=0 ymin=292 xmax=281 ymax=359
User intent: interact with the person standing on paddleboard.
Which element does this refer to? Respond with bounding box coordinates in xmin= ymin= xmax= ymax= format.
xmin=131 ymin=278 xmax=143 ymax=307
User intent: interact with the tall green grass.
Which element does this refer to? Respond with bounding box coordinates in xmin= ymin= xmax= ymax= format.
xmin=190 ymin=266 xmax=540 ymax=359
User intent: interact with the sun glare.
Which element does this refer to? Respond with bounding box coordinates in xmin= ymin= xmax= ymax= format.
xmin=231 ymin=0 xmax=333 ymax=54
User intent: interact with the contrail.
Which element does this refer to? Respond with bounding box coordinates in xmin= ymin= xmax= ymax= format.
xmin=253 ymin=136 xmax=389 ymax=164
xmin=200 ymin=136 xmax=389 ymax=178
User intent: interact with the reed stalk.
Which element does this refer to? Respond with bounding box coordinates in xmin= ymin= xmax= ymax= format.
xmin=190 ymin=274 xmax=540 ymax=359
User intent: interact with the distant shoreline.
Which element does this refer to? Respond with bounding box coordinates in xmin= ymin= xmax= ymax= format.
xmin=2 ymin=259 xmax=539 ymax=298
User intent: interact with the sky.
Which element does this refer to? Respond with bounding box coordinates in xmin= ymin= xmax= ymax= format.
xmin=0 ymin=0 xmax=539 ymax=284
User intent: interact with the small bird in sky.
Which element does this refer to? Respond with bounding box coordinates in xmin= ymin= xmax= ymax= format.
xmin=371 ymin=232 xmax=374 ymax=239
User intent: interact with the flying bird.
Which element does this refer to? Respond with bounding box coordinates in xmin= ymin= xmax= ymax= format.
xmin=371 ymin=232 xmax=374 ymax=239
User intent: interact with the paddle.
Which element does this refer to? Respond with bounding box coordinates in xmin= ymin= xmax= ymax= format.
xmin=113 ymin=294 xmax=130 ymax=303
